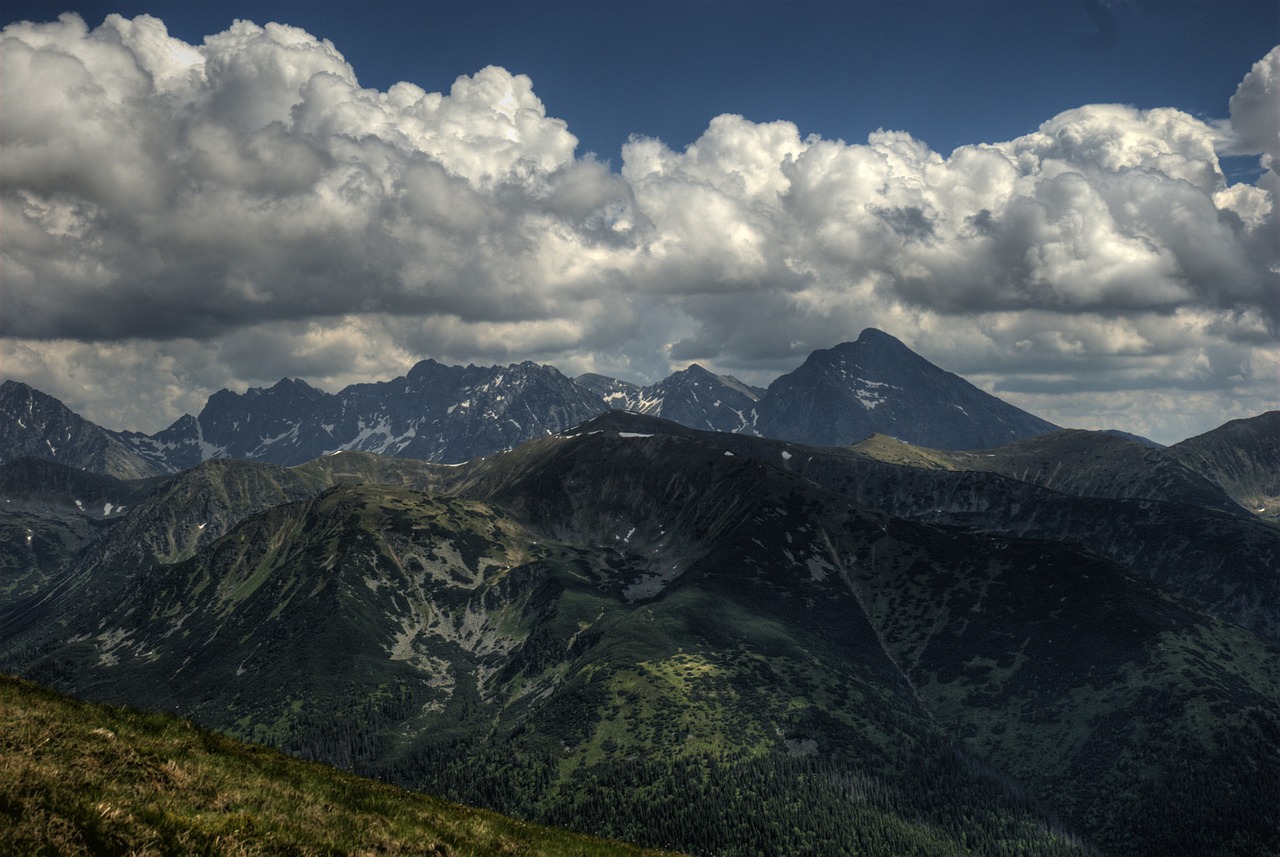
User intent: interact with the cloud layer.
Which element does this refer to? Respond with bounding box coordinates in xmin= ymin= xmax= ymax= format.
xmin=2 ymin=14 xmax=1276 ymax=443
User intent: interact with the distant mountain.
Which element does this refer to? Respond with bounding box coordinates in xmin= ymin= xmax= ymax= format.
xmin=122 ymin=360 xmax=605 ymax=469
xmin=574 ymin=372 xmax=641 ymax=408
xmin=5 ymin=331 xmax=1064 ymax=476
xmin=849 ymin=429 xmax=1245 ymax=514
xmin=121 ymin=377 xmax=333 ymax=471
xmin=0 ymin=381 xmax=166 ymax=480
xmin=754 ymin=329 xmax=1060 ymax=449
xmin=0 ymin=458 xmax=320 ymax=650
xmin=0 ymin=457 xmax=148 ymax=602
xmin=7 ymin=414 xmax=1280 ymax=857
xmin=1169 ymin=411 xmax=1280 ymax=522
xmin=578 ymin=364 xmax=763 ymax=433
xmin=0 ymin=456 xmax=152 ymax=516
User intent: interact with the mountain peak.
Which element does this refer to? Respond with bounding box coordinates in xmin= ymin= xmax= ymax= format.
xmin=1 ymin=378 xmax=33 ymax=395
xmin=758 ymin=332 xmax=1058 ymax=449
xmin=268 ymin=377 xmax=325 ymax=396
xmin=823 ymin=328 xmax=922 ymax=365
xmin=856 ymin=327 xmax=905 ymax=347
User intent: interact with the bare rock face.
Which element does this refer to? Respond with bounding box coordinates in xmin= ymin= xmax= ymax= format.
xmin=124 ymin=360 xmax=607 ymax=469
xmin=579 ymin=363 xmax=763 ymax=434
xmin=0 ymin=381 xmax=166 ymax=480
xmin=6 ymin=331 xmax=1064 ymax=481
xmin=754 ymin=328 xmax=1059 ymax=449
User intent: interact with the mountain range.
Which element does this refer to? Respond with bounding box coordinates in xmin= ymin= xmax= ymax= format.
xmin=2 ymin=329 xmax=1063 ymax=480
xmin=2 ymin=331 xmax=1278 ymax=856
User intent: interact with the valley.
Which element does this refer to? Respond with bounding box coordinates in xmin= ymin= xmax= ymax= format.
xmin=2 ymin=336 xmax=1278 ymax=856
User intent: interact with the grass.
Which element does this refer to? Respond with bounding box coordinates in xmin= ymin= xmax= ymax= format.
xmin=0 ymin=674 xmax=681 ymax=857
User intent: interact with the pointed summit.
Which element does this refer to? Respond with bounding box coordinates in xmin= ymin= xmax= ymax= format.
xmin=755 ymin=332 xmax=1058 ymax=449
xmin=608 ymin=362 xmax=764 ymax=433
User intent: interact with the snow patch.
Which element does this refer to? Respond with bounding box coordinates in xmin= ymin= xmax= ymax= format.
xmin=619 ymin=432 xmax=654 ymax=438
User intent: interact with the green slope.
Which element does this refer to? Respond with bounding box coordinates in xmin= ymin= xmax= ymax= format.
xmin=849 ymin=428 xmax=1245 ymax=514
xmin=0 ymin=673 xmax=676 ymax=856
xmin=1169 ymin=411 xmax=1280 ymax=522
xmin=652 ymin=414 xmax=1280 ymax=648
xmin=13 ymin=460 xmax=1096 ymax=856
xmin=7 ymin=415 xmax=1280 ymax=856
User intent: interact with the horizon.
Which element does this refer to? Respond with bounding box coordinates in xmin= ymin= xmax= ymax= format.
xmin=1 ymin=1 xmax=1277 ymax=445
xmin=8 ymin=329 xmax=1272 ymax=447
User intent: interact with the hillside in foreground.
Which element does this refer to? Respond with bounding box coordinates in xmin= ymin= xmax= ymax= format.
xmin=0 ymin=673 xmax=680 ymax=857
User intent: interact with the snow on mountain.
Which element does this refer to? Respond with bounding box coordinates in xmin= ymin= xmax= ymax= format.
xmin=7 ymin=331 xmax=1064 ymax=475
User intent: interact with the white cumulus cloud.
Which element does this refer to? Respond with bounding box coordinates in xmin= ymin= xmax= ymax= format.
xmin=0 ymin=13 xmax=1275 ymax=444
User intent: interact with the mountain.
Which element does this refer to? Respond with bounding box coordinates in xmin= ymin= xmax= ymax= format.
xmin=1169 ymin=411 xmax=1280 ymax=522
xmin=612 ymin=417 xmax=1280 ymax=648
xmin=5 ymin=332 xmax=1062 ymax=480
xmin=122 ymin=360 xmax=606 ymax=469
xmin=0 ymin=456 xmax=153 ymax=522
xmin=0 ymin=674 xmax=677 ymax=857
xmin=335 ymin=358 xmax=605 ymax=463
xmin=4 ymin=443 xmax=1092 ymax=857
xmin=754 ymin=329 xmax=1060 ymax=449
xmin=574 ymin=372 xmax=641 ymax=407
xmin=0 ymin=458 xmax=319 ymax=652
xmin=576 ymin=364 xmax=764 ymax=433
xmin=121 ymin=377 xmax=334 ymax=471
xmin=0 ymin=381 xmax=166 ymax=480
xmin=0 ymin=458 xmax=156 ymax=601
xmin=849 ymin=429 xmax=1246 ymax=514
xmin=7 ymin=413 xmax=1279 ymax=856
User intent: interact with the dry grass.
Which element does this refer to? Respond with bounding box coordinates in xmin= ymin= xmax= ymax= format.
xmin=0 ymin=674 xmax=680 ymax=856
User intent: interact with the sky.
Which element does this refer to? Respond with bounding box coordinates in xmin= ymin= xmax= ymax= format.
xmin=1 ymin=1 xmax=1277 ymax=445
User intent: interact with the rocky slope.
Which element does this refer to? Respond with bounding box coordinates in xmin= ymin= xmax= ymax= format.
xmin=4 ymin=330 xmax=1066 ymax=480
xmin=602 ymin=415 xmax=1280 ymax=648
xmin=0 ymin=381 xmax=166 ymax=480
xmin=754 ymin=329 xmax=1060 ymax=449
xmin=5 ymin=416 xmax=1278 ymax=856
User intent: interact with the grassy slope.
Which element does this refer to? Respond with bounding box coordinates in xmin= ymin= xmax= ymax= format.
xmin=0 ymin=674 xmax=678 ymax=857
xmin=9 ymin=419 xmax=1279 ymax=856
xmin=15 ymin=446 xmax=1096 ymax=856
xmin=848 ymin=430 xmax=1244 ymax=514
xmin=1169 ymin=411 xmax=1280 ymax=523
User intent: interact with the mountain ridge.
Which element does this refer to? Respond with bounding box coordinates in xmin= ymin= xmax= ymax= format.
xmin=5 ymin=414 xmax=1278 ymax=856
xmin=3 ymin=330 xmax=1065 ymax=476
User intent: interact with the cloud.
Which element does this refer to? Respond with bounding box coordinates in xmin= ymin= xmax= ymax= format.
xmin=1228 ymin=46 xmax=1280 ymax=167
xmin=0 ymin=13 xmax=1276 ymax=444
xmin=0 ymin=13 xmax=629 ymax=344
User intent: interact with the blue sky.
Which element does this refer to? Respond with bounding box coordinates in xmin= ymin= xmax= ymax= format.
xmin=1 ymin=1 xmax=1277 ymax=443
xmin=5 ymin=0 xmax=1275 ymax=161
